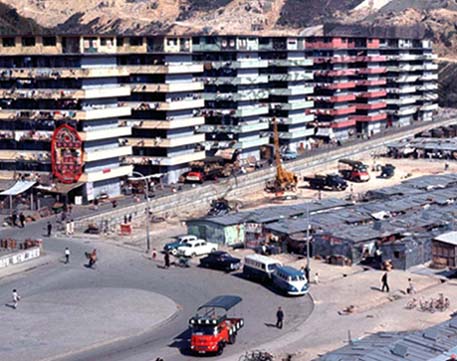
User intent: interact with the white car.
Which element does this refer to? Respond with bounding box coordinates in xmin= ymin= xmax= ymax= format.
xmin=177 ymin=240 xmax=218 ymax=257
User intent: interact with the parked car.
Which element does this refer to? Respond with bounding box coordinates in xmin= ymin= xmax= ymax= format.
xmin=199 ymin=251 xmax=241 ymax=272
xmin=163 ymin=235 xmax=199 ymax=255
xmin=281 ymin=151 xmax=298 ymax=161
xmin=177 ymin=239 xmax=218 ymax=257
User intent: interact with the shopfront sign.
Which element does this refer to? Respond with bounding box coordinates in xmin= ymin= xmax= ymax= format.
xmin=51 ymin=124 xmax=83 ymax=183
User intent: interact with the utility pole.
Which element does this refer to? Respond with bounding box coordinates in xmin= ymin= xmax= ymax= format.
xmin=128 ymin=171 xmax=152 ymax=252
xmin=306 ymin=203 xmax=311 ymax=282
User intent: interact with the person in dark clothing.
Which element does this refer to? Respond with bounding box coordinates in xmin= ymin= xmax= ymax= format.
xmin=19 ymin=213 xmax=25 ymax=228
xmin=276 ymin=306 xmax=284 ymax=329
xmin=11 ymin=212 xmax=17 ymax=227
xmin=164 ymin=252 xmax=170 ymax=268
xmin=47 ymin=221 xmax=52 ymax=237
xmin=381 ymin=272 xmax=390 ymax=292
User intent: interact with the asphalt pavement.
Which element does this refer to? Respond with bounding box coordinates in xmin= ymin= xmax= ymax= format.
xmin=0 ymin=220 xmax=313 ymax=361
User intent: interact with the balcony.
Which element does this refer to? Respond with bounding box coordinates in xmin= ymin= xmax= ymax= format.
xmin=210 ymin=60 xmax=268 ymax=69
xmin=124 ymin=64 xmax=203 ymax=75
xmin=315 ymin=106 xmax=356 ymax=116
xmin=201 ymin=75 xmax=269 ymax=85
xmin=314 ymin=69 xmax=357 ymax=77
xmin=315 ymin=81 xmax=356 ymax=90
xmin=351 ymin=113 xmax=387 ymax=122
xmin=0 ymin=150 xmax=51 ymax=162
xmin=278 ymin=128 xmax=314 ymax=139
xmin=356 ymin=79 xmax=386 ymax=86
xmin=78 ymin=106 xmax=132 ymax=120
xmin=129 ymin=99 xmax=204 ymax=112
xmin=126 ymin=134 xmax=205 ymax=148
xmin=83 ymin=146 xmax=132 ymax=162
xmin=0 ymin=67 xmax=129 ymax=79
xmin=358 ymin=90 xmax=387 ymax=98
xmin=268 ymin=72 xmax=313 ymax=82
xmin=197 ymin=122 xmax=269 ymax=134
xmin=313 ymin=94 xmax=356 ymax=103
xmin=268 ymin=113 xmax=314 ymax=125
xmin=270 ymin=100 xmax=314 ymax=111
xmin=235 ymin=105 xmax=269 ymax=117
xmin=419 ymin=103 xmax=438 ymax=112
xmin=130 ymin=117 xmax=205 ymax=129
xmin=358 ymin=67 xmax=387 ymax=75
xmin=204 ymin=89 xmax=269 ymax=101
xmin=386 ymin=97 xmax=417 ymax=105
xmin=355 ymin=102 xmax=387 ymax=110
xmin=233 ymin=136 xmax=269 ymax=149
xmin=420 ymin=74 xmax=438 ymax=81
xmin=125 ymin=150 xmax=206 ymax=166
xmin=131 ymin=82 xmax=204 ymax=93
xmin=78 ymin=126 xmax=131 ymax=141
xmin=80 ymin=165 xmax=133 ymax=183
xmin=268 ymin=59 xmax=313 ymax=67
xmin=395 ymin=106 xmax=417 ymax=116
xmin=269 ymin=86 xmax=313 ymax=96
xmin=0 ymin=86 xmax=131 ymax=100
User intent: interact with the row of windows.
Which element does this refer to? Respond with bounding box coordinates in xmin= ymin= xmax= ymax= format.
xmin=2 ymin=37 xmax=57 ymax=48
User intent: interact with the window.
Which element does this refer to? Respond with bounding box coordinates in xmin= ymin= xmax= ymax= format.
xmin=116 ymin=37 xmax=124 ymax=46
xmin=22 ymin=37 xmax=36 ymax=47
xmin=100 ymin=37 xmax=113 ymax=46
xmin=394 ymin=251 xmax=400 ymax=258
xmin=2 ymin=37 xmax=15 ymax=47
xmin=43 ymin=36 xmax=56 ymax=46
xmin=129 ymin=37 xmax=143 ymax=46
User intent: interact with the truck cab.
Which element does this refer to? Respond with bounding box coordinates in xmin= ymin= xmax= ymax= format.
xmin=338 ymin=159 xmax=370 ymax=182
xmin=189 ymin=295 xmax=244 ymax=355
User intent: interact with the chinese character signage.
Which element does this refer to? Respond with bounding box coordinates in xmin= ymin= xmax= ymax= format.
xmin=51 ymin=124 xmax=83 ymax=184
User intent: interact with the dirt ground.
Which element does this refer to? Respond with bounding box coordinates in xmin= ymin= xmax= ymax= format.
xmin=109 ymin=155 xmax=454 ymax=252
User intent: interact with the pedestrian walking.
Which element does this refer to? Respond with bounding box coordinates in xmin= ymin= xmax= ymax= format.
xmin=19 ymin=212 xmax=25 ymax=228
xmin=12 ymin=289 xmax=20 ymax=309
xmin=65 ymin=221 xmax=70 ymax=236
xmin=314 ymin=272 xmax=319 ymax=284
xmin=276 ymin=306 xmax=284 ymax=329
xmin=64 ymin=247 xmax=70 ymax=264
xmin=164 ymin=251 xmax=170 ymax=268
xmin=68 ymin=204 xmax=73 ymax=215
xmin=381 ymin=272 xmax=390 ymax=292
xmin=11 ymin=212 xmax=17 ymax=227
xmin=69 ymin=219 xmax=74 ymax=235
xmin=152 ymin=248 xmax=157 ymax=261
xmin=47 ymin=221 xmax=52 ymax=237
xmin=445 ymin=162 xmax=450 ymax=171
xmin=407 ymin=278 xmax=416 ymax=295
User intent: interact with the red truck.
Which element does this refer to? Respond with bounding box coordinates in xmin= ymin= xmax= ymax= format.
xmin=189 ymin=295 xmax=244 ymax=355
xmin=338 ymin=158 xmax=371 ymax=182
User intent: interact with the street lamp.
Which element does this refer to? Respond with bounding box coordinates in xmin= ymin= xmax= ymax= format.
xmin=128 ymin=171 xmax=152 ymax=252
xmin=305 ymin=203 xmax=311 ymax=282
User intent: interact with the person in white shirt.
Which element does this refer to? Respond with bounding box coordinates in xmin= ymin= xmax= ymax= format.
xmin=12 ymin=289 xmax=20 ymax=309
xmin=65 ymin=247 xmax=70 ymax=264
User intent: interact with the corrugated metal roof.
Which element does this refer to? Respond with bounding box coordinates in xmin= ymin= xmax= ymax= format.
xmin=434 ymin=231 xmax=457 ymax=246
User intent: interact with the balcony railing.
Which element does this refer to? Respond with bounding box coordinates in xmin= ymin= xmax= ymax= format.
xmin=79 ymin=165 xmax=133 ymax=183
xmin=130 ymin=116 xmax=205 ymax=129
xmin=0 ymin=67 xmax=129 ymax=79
xmin=124 ymin=150 xmax=206 ymax=166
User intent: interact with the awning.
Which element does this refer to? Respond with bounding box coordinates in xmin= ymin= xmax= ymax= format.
xmin=0 ymin=181 xmax=36 ymax=196
xmin=35 ymin=182 xmax=84 ymax=195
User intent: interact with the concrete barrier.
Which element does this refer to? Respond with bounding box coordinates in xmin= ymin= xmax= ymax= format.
xmin=0 ymin=247 xmax=41 ymax=269
xmin=75 ymin=117 xmax=457 ymax=233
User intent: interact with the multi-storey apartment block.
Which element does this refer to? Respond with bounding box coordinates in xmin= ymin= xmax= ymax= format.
xmin=0 ymin=34 xmax=438 ymax=200
xmin=259 ymin=37 xmax=314 ymax=152
xmin=193 ymin=36 xmax=270 ymax=160
xmin=0 ymin=35 xmax=132 ymax=201
xmin=118 ymin=36 xmax=205 ymax=184
xmin=380 ymin=38 xmax=438 ymax=126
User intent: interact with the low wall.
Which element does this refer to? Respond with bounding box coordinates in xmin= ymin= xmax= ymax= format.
xmin=75 ymin=117 xmax=457 ymax=233
xmin=0 ymin=247 xmax=41 ymax=269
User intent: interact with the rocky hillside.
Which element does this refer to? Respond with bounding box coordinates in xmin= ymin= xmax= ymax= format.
xmin=2 ymin=0 xmax=457 ymax=58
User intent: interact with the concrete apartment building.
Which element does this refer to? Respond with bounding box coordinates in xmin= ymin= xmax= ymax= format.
xmin=304 ymin=37 xmax=388 ymax=141
xmin=380 ymin=38 xmax=438 ymax=126
xmin=119 ymin=36 xmax=205 ymax=183
xmin=0 ymin=35 xmax=132 ymax=201
xmin=192 ymin=36 xmax=271 ymax=160
xmin=0 ymin=34 xmax=438 ymax=201
xmin=259 ymin=37 xmax=315 ymax=153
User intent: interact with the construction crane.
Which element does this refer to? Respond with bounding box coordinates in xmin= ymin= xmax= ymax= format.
xmin=265 ymin=117 xmax=298 ymax=194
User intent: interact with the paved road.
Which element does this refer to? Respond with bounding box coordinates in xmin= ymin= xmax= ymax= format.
xmin=0 ymin=221 xmax=313 ymax=361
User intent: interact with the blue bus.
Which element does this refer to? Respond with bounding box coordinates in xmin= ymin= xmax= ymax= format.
xmin=272 ymin=265 xmax=309 ymax=296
